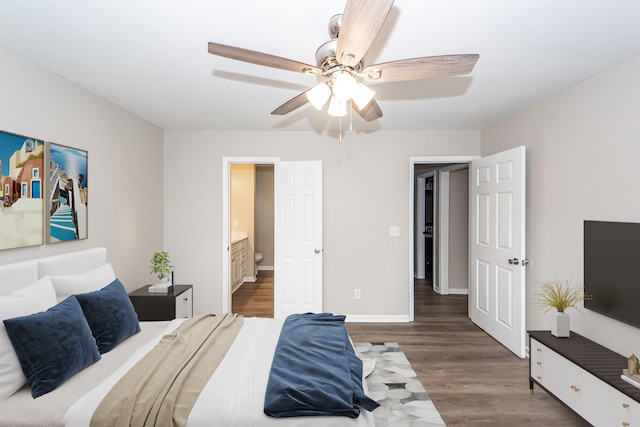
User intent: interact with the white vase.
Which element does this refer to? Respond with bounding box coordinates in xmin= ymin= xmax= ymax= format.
xmin=156 ymin=276 xmax=171 ymax=284
xmin=551 ymin=312 xmax=570 ymax=337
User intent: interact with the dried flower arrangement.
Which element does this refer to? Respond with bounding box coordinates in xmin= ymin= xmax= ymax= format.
xmin=533 ymin=278 xmax=591 ymax=313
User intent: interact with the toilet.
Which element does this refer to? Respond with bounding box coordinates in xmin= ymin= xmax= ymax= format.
xmin=254 ymin=252 xmax=263 ymax=278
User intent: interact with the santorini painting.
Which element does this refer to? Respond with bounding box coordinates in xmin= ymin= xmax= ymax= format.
xmin=48 ymin=142 xmax=88 ymax=243
xmin=0 ymin=130 xmax=45 ymax=250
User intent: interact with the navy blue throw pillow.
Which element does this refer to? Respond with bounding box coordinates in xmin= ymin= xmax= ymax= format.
xmin=75 ymin=279 xmax=141 ymax=354
xmin=3 ymin=296 xmax=101 ymax=398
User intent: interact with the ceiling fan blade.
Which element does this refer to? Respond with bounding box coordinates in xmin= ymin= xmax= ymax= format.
xmin=271 ymin=91 xmax=310 ymax=116
xmin=362 ymin=54 xmax=479 ymax=82
xmin=353 ymin=98 xmax=383 ymax=122
xmin=208 ymin=42 xmax=322 ymax=75
xmin=336 ymin=0 xmax=394 ymax=67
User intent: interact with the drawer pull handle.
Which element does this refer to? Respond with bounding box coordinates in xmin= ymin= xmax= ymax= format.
xmin=622 ymin=403 xmax=630 ymax=408
xmin=536 ymin=361 xmax=542 ymax=366
xmin=570 ymin=385 xmax=580 ymax=392
xmin=536 ymin=348 xmax=542 ymax=352
xmin=623 ymin=422 xmax=629 ymax=427
xmin=536 ymin=376 xmax=542 ymax=380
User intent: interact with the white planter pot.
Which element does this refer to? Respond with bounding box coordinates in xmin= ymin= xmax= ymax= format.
xmin=551 ymin=312 xmax=570 ymax=337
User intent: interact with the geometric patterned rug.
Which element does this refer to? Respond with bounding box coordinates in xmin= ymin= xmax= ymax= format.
xmin=355 ymin=342 xmax=447 ymax=427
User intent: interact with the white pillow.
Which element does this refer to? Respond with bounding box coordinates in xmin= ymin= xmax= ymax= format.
xmin=0 ymin=277 xmax=58 ymax=401
xmin=48 ymin=263 xmax=116 ymax=302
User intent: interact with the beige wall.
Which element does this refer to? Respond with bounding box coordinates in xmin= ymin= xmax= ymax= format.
xmin=164 ymin=130 xmax=480 ymax=317
xmin=481 ymin=54 xmax=640 ymax=357
xmin=255 ymin=165 xmax=274 ymax=268
xmin=0 ymin=47 xmax=165 ymax=290
xmin=448 ymin=168 xmax=468 ymax=292
xmin=230 ymin=164 xmax=256 ymax=278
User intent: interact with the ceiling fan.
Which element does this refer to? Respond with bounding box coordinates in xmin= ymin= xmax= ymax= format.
xmin=207 ymin=0 xmax=479 ymax=122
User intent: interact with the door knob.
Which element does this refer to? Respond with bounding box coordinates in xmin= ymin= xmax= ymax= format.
xmin=314 ymin=249 xmax=321 ymax=254
xmin=507 ymin=258 xmax=531 ymax=266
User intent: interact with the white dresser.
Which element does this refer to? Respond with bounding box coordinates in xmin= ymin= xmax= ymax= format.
xmin=529 ymin=331 xmax=640 ymax=426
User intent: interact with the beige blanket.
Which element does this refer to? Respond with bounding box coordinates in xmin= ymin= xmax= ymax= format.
xmin=91 ymin=313 xmax=244 ymax=427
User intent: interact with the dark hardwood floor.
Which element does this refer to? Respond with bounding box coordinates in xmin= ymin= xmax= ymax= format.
xmin=232 ymin=270 xmax=274 ymax=318
xmin=232 ymin=274 xmax=589 ymax=427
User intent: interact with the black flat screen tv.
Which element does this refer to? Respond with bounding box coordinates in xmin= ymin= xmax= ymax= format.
xmin=584 ymin=220 xmax=640 ymax=329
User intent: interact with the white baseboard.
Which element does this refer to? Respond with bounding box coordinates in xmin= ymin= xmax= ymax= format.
xmin=448 ymin=288 xmax=469 ymax=295
xmin=258 ymin=266 xmax=274 ymax=271
xmin=345 ymin=315 xmax=412 ymax=323
xmin=243 ymin=276 xmax=256 ymax=283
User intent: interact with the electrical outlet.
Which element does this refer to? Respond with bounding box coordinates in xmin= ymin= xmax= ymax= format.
xmin=354 ymin=289 xmax=361 ymax=300
xmin=389 ymin=226 xmax=400 ymax=236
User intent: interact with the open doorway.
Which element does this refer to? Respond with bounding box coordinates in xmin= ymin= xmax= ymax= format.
xmin=409 ymin=156 xmax=478 ymax=321
xmin=222 ymin=157 xmax=278 ymax=316
xmin=230 ymin=164 xmax=275 ymax=317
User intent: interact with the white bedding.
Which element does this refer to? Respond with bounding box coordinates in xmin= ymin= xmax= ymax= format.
xmin=63 ymin=317 xmax=374 ymax=427
xmin=0 ymin=248 xmax=375 ymax=427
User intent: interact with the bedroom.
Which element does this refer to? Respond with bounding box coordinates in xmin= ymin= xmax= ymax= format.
xmin=1 ymin=1 xmax=640 ymax=426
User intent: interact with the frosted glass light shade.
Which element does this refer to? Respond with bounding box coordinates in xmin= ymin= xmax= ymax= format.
xmin=306 ymin=82 xmax=331 ymax=110
xmin=327 ymin=95 xmax=347 ymax=117
xmin=352 ymin=83 xmax=376 ymax=110
xmin=331 ymin=72 xmax=357 ymax=101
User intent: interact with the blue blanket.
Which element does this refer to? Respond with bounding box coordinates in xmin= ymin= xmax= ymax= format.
xmin=264 ymin=313 xmax=379 ymax=418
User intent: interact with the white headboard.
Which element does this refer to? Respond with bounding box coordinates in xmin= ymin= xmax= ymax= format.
xmin=37 ymin=247 xmax=107 ymax=278
xmin=0 ymin=261 xmax=39 ymax=296
xmin=0 ymin=248 xmax=107 ymax=297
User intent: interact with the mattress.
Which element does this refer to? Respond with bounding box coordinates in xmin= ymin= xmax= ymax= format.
xmin=1 ymin=318 xmax=375 ymax=427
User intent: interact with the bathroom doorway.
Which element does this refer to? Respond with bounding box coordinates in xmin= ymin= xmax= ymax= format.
xmin=223 ymin=158 xmax=324 ymax=318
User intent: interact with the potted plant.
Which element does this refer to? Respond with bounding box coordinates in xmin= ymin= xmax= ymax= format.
xmin=533 ymin=278 xmax=590 ymax=337
xmin=150 ymin=251 xmax=174 ymax=285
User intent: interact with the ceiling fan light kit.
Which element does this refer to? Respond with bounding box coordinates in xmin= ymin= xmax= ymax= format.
xmin=328 ymin=96 xmax=347 ymax=117
xmin=207 ymin=0 xmax=479 ymax=125
xmin=307 ymin=82 xmax=331 ymax=110
xmin=352 ymin=83 xmax=375 ymax=110
xmin=331 ymin=71 xmax=358 ymax=101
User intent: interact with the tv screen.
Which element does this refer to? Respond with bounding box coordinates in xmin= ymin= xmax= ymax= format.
xmin=584 ymin=220 xmax=640 ymax=328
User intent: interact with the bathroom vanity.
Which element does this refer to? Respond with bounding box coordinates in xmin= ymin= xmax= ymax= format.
xmin=231 ymin=235 xmax=247 ymax=292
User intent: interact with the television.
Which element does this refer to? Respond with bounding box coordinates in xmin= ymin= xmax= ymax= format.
xmin=584 ymin=220 xmax=640 ymax=329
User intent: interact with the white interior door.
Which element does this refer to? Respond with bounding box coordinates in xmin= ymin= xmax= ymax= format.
xmin=469 ymin=146 xmax=526 ymax=358
xmin=274 ymin=161 xmax=323 ymax=319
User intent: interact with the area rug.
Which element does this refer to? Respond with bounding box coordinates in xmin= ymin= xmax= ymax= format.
xmin=355 ymin=342 xmax=446 ymax=427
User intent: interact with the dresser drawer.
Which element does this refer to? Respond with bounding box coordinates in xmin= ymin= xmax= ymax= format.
xmin=530 ymin=337 xmax=608 ymax=427
xmin=175 ymin=287 xmax=193 ymax=318
xmin=609 ymin=387 xmax=640 ymax=426
xmin=531 ymin=339 xmax=565 ymax=395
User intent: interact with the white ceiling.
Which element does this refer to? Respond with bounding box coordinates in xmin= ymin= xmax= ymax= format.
xmin=1 ymin=0 xmax=639 ymax=133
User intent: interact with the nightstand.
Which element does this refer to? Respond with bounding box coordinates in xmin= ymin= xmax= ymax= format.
xmin=128 ymin=284 xmax=193 ymax=321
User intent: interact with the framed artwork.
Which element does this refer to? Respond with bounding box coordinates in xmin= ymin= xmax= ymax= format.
xmin=47 ymin=142 xmax=88 ymax=243
xmin=0 ymin=130 xmax=45 ymax=250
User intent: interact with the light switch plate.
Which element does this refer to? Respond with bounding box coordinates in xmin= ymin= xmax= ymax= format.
xmin=389 ymin=226 xmax=400 ymax=236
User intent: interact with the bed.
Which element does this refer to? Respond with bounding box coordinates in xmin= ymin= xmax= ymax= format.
xmin=0 ymin=248 xmax=376 ymax=427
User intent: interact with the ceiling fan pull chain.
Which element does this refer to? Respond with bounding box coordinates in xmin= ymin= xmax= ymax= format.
xmin=339 ymin=116 xmax=343 ymax=143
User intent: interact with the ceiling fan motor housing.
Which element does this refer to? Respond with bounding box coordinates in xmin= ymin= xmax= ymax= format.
xmin=315 ymin=39 xmax=364 ymax=74
xmin=328 ymin=14 xmax=342 ymax=39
